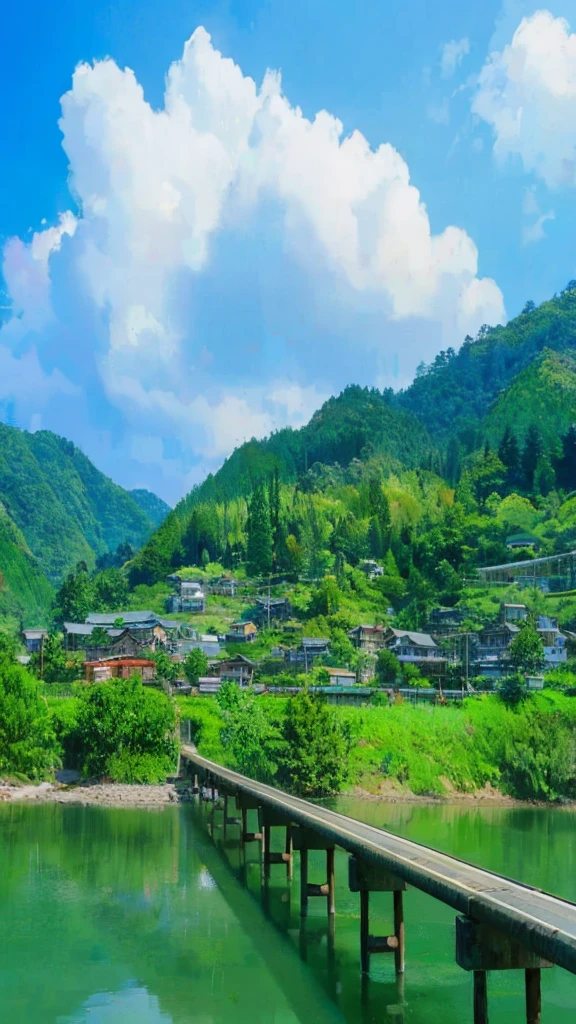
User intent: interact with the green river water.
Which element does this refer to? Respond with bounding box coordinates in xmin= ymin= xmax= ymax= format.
xmin=1 ymin=799 xmax=575 ymax=1023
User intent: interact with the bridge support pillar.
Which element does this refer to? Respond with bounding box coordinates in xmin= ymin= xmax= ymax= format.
xmin=455 ymin=916 xmax=552 ymax=1024
xmin=292 ymin=827 xmax=335 ymax=918
xmin=349 ymin=857 xmax=406 ymax=975
xmin=235 ymin=794 xmax=263 ymax=860
xmin=258 ymin=808 xmax=293 ymax=881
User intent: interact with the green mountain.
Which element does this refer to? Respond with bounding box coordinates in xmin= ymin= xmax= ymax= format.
xmin=129 ymin=489 xmax=171 ymax=527
xmin=0 ymin=502 xmax=53 ymax=628
xmin=0 ymin=424 xmax=160 ymax=584
xmin=483 ymin=349 xmax=576 ymax=448
xmin=397 ymin=283 xmax=576 ymax=441
xmin=129 ymin=386 xmax=433 ymax=583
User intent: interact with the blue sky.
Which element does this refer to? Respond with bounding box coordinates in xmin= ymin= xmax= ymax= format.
xmin=2 ymin=0 xmax=576 ymax=503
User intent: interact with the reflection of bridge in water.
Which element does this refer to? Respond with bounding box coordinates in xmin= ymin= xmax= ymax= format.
xmin=182 ymin=745 xmax=576 ymax=1024
xmin=476 ymin=550 xmax=576 ymax=591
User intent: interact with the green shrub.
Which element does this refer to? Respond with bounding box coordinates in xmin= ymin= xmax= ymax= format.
xmin=106 ymin=750 xmax=174 ymax=784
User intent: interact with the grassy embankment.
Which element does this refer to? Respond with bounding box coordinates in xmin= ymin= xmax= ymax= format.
xmin=177 ymin=691 xmax=576 ymax=802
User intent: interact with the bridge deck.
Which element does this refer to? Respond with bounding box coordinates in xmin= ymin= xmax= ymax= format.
xmin=181 ymin=746 xmax=576 ymax=975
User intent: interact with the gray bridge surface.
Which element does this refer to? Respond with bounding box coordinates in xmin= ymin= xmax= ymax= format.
xmin=181 ymin=745 xmax=576 ymax=976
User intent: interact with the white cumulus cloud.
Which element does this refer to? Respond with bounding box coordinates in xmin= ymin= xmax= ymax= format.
xmin=473 ymin=10 xmax=576 ymax=188
xmin=0 ymin=27 xmax=504 ymax=500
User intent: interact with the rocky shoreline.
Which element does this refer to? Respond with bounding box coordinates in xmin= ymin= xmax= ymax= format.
xmin=0 ymin=779 xmax=193 ymax=807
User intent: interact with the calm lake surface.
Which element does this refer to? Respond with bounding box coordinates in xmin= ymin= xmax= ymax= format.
xmin=1 ymin=798 xmax=575 ymax=1023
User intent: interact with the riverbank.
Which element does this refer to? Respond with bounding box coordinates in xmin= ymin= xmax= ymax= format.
xmin=2 ymin=776 xmax=572 ymax=809
xmin=0 ymin=778 xmax=191 ymax=807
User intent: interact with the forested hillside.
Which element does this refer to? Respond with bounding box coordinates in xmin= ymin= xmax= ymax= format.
xmin=398 ymin=283 xmax=576 ymax=441
xmin=0 ymin=503 xmax=53 ymax=628
xmin=130 ymin=284 xmax=576 ymax=593
xmin=129 ymin=489 xmax=171 ymax=527
xmin=0 ymin=425 xmax=163 ymax=582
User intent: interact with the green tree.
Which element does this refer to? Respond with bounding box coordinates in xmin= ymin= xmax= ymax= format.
xmin=557 ymin=424 xmax=576 ymax=491
xmin=0 ymin=659 xmax=58 ymax=778
xmin=183 ymin=648 xmax=208 ymax=684
xmin=76 ymin=675 xmax=178 ymax=782
xmin=54 ymin=562 xmax=95 ymax=624
xmin=246 ymin=485 xmax=273 ymax=577
xmin=276 ymin=690 xmax=351 ymax=796
xmin=498 ymin=426 xmax=521 ymax=489
xmin=29 ymin=632 xmax=71 ymax=683
xmin=522 ymin=426 xmax=544 ymax=492
xmin=367 ymin=475 xmax=390 ymax=557
xmin=509 ymin=623 xmax=545 ymax=675
xmin=153 ymin=649 xmax=178 ymax=683
xmin=216 ymin=683 xmax=278 ymax=782
xmin=93 ymin=568 xmax=129 ymax=611
xmin=375 ymin=648 xmax=400 ymax=686
xmin=309 ymin=575 xmax=341 ymax=617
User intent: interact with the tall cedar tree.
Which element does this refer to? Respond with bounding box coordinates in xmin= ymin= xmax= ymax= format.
xmin=367 ymin=474 xmax=390 ymax=558
xmin=246 ymin=485 xmax=273 ymax=577
xmin=498 ymin=426 xmax=521 ymax=488
xmin=557 ymin=425 xmax=576 ymax=491
xmin=521 ymin=426 xmax=544 ymax=492
xmin=268 ymin=468 xmax=281 ymax=567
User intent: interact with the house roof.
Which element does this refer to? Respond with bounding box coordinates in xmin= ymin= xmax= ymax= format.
xmin=85 ymin=657 xmax=155 ymax=667
xmin=326 ymin=667 xmax=356 ymax=677
xmin=86 ymin=610 xmax=156 ymax=625
xmin=255 ymin=596 xmax=290 ymax=607
xmin=389 ymin=628 xmax=437 ymax=647
xmin=220 ymin=654 xmax=257 ymax=667
xmin=302 ymin=637 xmax=330 ymax=647
xmin=64 ymin=622 xmax=97 ymax=636
xmin=230 ymin=620 xmax=257 ymax=630
xmin=22 ymin=629 xmax=48 ymax=640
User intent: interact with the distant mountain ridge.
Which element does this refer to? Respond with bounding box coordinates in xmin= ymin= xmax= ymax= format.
xmin=129 ymin=489 xmax=171 ymax=527
xmin=0 ymin=424 xmax=166 ymax=585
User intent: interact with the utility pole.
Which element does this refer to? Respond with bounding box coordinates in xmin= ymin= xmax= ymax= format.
xmin=40 ymin=634 xmax=44 ymax=682
xmin=268 ymin=577 xmax=271 ymax=632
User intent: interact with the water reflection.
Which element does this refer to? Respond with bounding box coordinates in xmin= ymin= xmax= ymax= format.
xmin=1 ymin=799 xmax=576 ymax=1023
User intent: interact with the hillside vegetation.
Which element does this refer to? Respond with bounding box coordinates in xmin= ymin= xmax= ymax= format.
xmin=0 ymin=504 xmax=53 ymax=628
xmin=0 ymin=424 xmax=162 ymax=583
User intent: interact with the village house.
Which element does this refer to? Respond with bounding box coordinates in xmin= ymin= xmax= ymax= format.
xmin=84 ymin=628 xmax=148 ymax=662
xmin=167 ymin=579 xmax=206 ymax=613
xmin=84 ymin=657 xmax=156 ymax=683
xmin=347 ymin=624 xmax=387 ymax=653
xmin=176 ymin=634 xmax=221 ymax=658
xmin=226 ymin=621 xmax=258 ymax=643
xmin=360 ymin=559 xmax=384 ymax=579
xmin=325 ymin=667 xmax=357 ymax=686
xmin=205 ymin=576 xmax=237 ymax=597
xmin=64 ymin=611 xmax=180 ymax=651
xmin=505 ymin=533 xmax=539 ymax=552
xmin=383 ymin=627 xmax=447 ymax=677
xmin=284 ymin=637 xmax=331 ymax=667
xmin=472 ymin=622 xmax=520 ymax=679
xmin=254 ymin=596 xmax=292 ymax=624
xmin=21 ymin=628 xmax=48 ymax=654
xmin=427 ymin=607 xmax=464 ymax=636
xmin=502 ymin=603 xmax=528 ymax=624
xmin=216 ymin=655 xmax=256 ymax=687
xmin=198 ymin=676 xmax=222 ymax=694
xmin=537 ymin=615 xmax=567 ymax=667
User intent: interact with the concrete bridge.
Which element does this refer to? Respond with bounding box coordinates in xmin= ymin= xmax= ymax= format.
xmin=181 ymin=745 xmax=576 ymax=1024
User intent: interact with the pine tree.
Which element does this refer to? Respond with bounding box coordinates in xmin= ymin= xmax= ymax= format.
xmin=521 ymin=426 xmax=544 ymax=492
xmin=498 ymin=426 xmax=520 ymax=488
xmin=268 ymin=468 xmax=281 ymax=566
xmin=246 ymin=485 xmax=273 ymax=577
xmin=557 ymin=424 xmax=576 ymax=491
xmin=367 ymin=474 xmax=390 ymax=558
